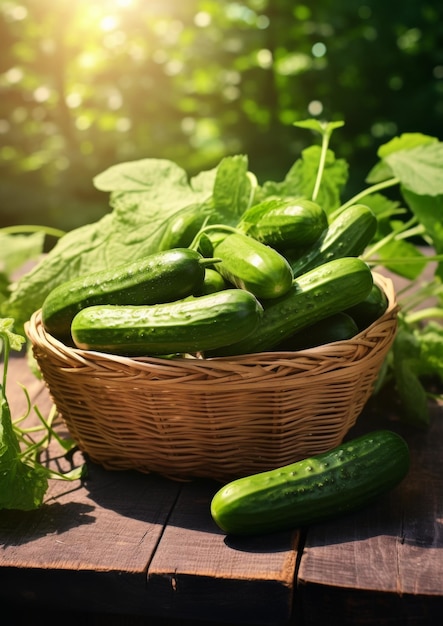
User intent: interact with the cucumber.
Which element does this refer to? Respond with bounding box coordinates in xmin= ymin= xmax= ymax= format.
xmin=210 ymin=430 xmax=410 ymax=535
xmin=71 ymin=289 xmax=264 ymax=356
xmin=236 ymin=197 xmax=327 ymax=252
xmin=274 ymin=312 xmax=358 ymax=351
xmin=289 ymin=204 xmax=377 ymax=277
xmin=158 ymin=203 xmax=213 ymax=251
xmin=201 ymin=268 xmax=229 ymax=295
xmin=207 ymin=257 xmax=373 ymax=356
xmin=344 ymin=283 xmax=388 ymax=331
xmin=209 ymin=231 xmax=294 ymax=300
xmin=42 ymin=248 xmax=210 ymax=343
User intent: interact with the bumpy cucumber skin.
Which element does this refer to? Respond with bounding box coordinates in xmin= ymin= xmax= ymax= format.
xmin=289 ymin=204 xmax=377 ymax=277
xmin=71 ymin=289 xmax=263 ymax=356
xmin=42 ymin=248 xmax=207 ymax=342
xmin=210 ymin=430 xmax=410 ymax=535
xmin=208 ymin=257 xmax=373 ymax=356
xmin=211 ymin=232 xmax=294 ymax=300
xmin=237 ymin=197 xmax=328 ymax=251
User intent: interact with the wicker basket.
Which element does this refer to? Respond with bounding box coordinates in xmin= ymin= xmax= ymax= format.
xmin=26 ymin=272 xmax=398 ymax=482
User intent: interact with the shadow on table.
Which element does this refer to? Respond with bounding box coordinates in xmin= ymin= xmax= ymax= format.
xmin=0 ymin=500 xmax=96 ymax=547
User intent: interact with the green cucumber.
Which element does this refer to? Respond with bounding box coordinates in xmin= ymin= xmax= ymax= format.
xmin=274 ymin=312 xmax=358 ymax=351
xmin=42 ymin=248 xmax=210 ymax=343
xmin=210 ymin=430 xmax=410 ymax=535
xmin=209 ymin=231 xmax=294 ymax=300
xmin=201 ymin=268 xmax=229 ymax=295
xmin=207 ymin=257 xmax=373 ymax=356
xmin=158 ymin=203 xmax=213 ymax=251
xmin=289 ymin=204 xmax=377 ymax=277
xmin=71 ymin=289 xmax=264 ymax=356
xmin=344 ymin=283 xmax=388 ymax=331
xmin=236 ymin=197 xmax=327 ymax=252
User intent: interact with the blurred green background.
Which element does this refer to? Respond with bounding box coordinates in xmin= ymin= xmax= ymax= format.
xmin=1 ymin=0 xmax=442 ymax=232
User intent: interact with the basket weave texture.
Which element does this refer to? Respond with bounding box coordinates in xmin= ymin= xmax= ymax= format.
xmin=26 ymin=272 xmax=398 ymax=482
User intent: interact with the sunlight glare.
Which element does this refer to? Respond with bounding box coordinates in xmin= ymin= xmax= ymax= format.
xmin=100 ymin=15 xmax=118 ymax=31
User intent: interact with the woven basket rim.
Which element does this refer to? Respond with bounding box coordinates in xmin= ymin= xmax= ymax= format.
xmin=26 ymin=270 xmax=398 ymax=373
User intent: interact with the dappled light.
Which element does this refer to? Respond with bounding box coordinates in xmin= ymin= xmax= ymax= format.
xmin=0 ymin=0 xmax=442 ymax=229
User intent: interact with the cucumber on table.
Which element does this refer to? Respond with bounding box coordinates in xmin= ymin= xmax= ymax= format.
xmin=42 ymin=248 xmax=211 ymax=342
xmin=210 ymin=430 xmax=410 ymax=535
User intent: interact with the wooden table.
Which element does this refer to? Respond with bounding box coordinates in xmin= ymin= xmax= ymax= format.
xmin=1 ymin=349 xmax=442 ymax=626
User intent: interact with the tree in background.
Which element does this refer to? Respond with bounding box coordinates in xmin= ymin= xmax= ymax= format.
xmin=1 ymin=0 xmax=442 ymax=230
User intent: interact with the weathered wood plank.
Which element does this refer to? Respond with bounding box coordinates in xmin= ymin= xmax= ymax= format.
xmin=1 ymin=354 xmax=183 ymax=615
xmin=297 ymin=398 xmax=443 ymax=625
xmin=146 ymin=478 xmax=300 ymax=625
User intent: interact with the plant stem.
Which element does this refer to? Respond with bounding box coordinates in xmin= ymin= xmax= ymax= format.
xmin=312 ymin=129 xmax=332 ymax=203
xmin=1 ymin=333 xmax=9 ymax=388
xmin=189 ymin=223 xmax=240 ymax=251
xmin=405 ymin=307 xmax=443 ymax=325
xmin=332 ymin=177 xmax=400 ymax=218
xmin=362 ymin=215 xmax=418 ymax=261
xmin=0 ymin=225 xmax=66 ymax=239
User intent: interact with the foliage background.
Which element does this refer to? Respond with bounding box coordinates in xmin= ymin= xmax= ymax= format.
xmin=1 ymin=0 xmax=442 ymax=232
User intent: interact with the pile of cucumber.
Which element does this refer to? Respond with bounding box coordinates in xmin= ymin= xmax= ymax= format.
xmin=41 ymin=199 xmax=387 ymax=357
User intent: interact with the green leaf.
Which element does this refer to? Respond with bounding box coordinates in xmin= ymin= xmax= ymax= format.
xmin=358 ymin=192 xmax=404 ymax=224
xmin=0 ymin=272 xmax=9 ymax=307
xmin=377 ymin=132 xmax=438 ymax=159
xmin=2 ymin=218 xmax=112 ymax=333
xmin=384 ymin=143 xmax=443 ymax=197
xmin=394 ymin=361 xmax=430 ymax=428
xmin=365 ymin=160 xmax=394 ymax=184
xmin=375 ymin=239 xmax=428 ymax=280
xmin=0 ymin=318 xmax=26 ymax=353
xmin=413 ymin=322 xmax=443 ymax=381
xmin=392 ymin=328 xmax=430 ymax=428
xmin=93 ymin=158 xmax=192 ymax=192
xmin=293 ymin=119 xmax=345 ymax=136
xmin=0 ymin=385 xmax=49 ymax=510
xmin=401 ymin=189 xmax=443 ymax=279
xmin=256 ymin=145 xmax=348 ymax=214
xmin=2 ymin=159 xmax=219 ymax=331
xmin=211 ymin=155 xmax=252 ymax=224
xmin=0 ymin=231 xmax=45 ymax=276
xmin=0 ymin=320 xmax=84 ymax=509
xmin=367 ymin=134 xmax=438 ymax=184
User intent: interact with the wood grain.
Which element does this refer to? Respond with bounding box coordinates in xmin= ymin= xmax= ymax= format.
xmin=1 ymin=354 xmax=182 ymax=614
xmin=298 ymin=398 xmax=443 ymax=625
xmin=146 ymin=478 xmax=299 ymax=624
